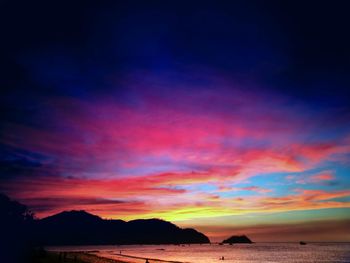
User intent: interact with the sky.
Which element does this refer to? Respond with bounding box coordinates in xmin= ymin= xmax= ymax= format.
xmin=1 ymin=0 xmax=350 ymax=242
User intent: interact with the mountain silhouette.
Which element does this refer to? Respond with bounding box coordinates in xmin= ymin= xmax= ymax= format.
xmin=222 ymin=235 xmax=252 ymax=244
xmin=36 ymin=210 xmax=210 ymax=245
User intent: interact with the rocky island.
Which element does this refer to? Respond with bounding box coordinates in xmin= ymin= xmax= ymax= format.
xmin=222 ymin=235 xmax=253 ymax=244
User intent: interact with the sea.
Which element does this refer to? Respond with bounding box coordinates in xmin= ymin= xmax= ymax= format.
xmin=48 ymin=243 xmax=350 ymax=263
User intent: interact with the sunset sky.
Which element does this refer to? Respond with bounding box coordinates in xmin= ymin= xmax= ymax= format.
xmin=1 ymin=1 xmax=350 ymax=242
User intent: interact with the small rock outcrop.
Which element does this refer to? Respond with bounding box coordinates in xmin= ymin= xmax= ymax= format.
xmin=222 ymin=235 xmax=252 ymax=244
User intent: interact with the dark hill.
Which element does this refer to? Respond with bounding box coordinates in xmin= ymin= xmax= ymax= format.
xmin=41 ymin=210 xmax=103 ymax=224
xmin=222 ymin=235 xmax=252 ymax=244
xmin=36 ymin=210 xmax=210 ymax=245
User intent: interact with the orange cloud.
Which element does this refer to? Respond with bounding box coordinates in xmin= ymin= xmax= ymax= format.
xmin=309 ymin=173 xmax=334 ymax=182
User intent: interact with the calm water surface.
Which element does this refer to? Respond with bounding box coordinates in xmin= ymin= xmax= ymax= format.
xmin=48 ymin=243 xmax=350 ymax=263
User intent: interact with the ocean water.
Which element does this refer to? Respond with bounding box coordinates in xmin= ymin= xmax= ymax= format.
xmin=48 ymin=243 xmax=350 ymax=263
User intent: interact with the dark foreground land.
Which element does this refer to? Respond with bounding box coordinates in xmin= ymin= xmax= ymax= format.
xmin=0 ymin=194 xmax=206 ymax=263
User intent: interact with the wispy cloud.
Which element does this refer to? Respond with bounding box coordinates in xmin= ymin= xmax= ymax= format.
xmin=292 ymin=171 xmax=336 ymax=184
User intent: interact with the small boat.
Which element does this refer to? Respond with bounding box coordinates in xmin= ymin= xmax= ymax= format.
xmin=299 ymin=241 xmax=307 ymax=245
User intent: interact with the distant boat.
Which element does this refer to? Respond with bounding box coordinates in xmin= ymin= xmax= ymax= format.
xmin=299 ymin=241 xmax=307 ymax=245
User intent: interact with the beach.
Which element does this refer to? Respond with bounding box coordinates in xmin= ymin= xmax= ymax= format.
xmin=33 ymin=251 xmax=131 ymax=263
xmin=37 ymin=250 xmax=182 ymax=263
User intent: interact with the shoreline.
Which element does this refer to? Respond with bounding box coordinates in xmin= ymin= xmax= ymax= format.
xmin=48 ymin=251 xmax=186 ymax=263
xmin=68 ymin=252 xmax=130 ymax=263
xmin=36 ymin=251 xmax=134 ymax=263
xmin=111 ymin=252 xmax=186 ymax=263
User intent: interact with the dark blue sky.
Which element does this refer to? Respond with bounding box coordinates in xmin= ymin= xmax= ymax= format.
xmin=1 ymin=0 xmax=350 ymax=104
